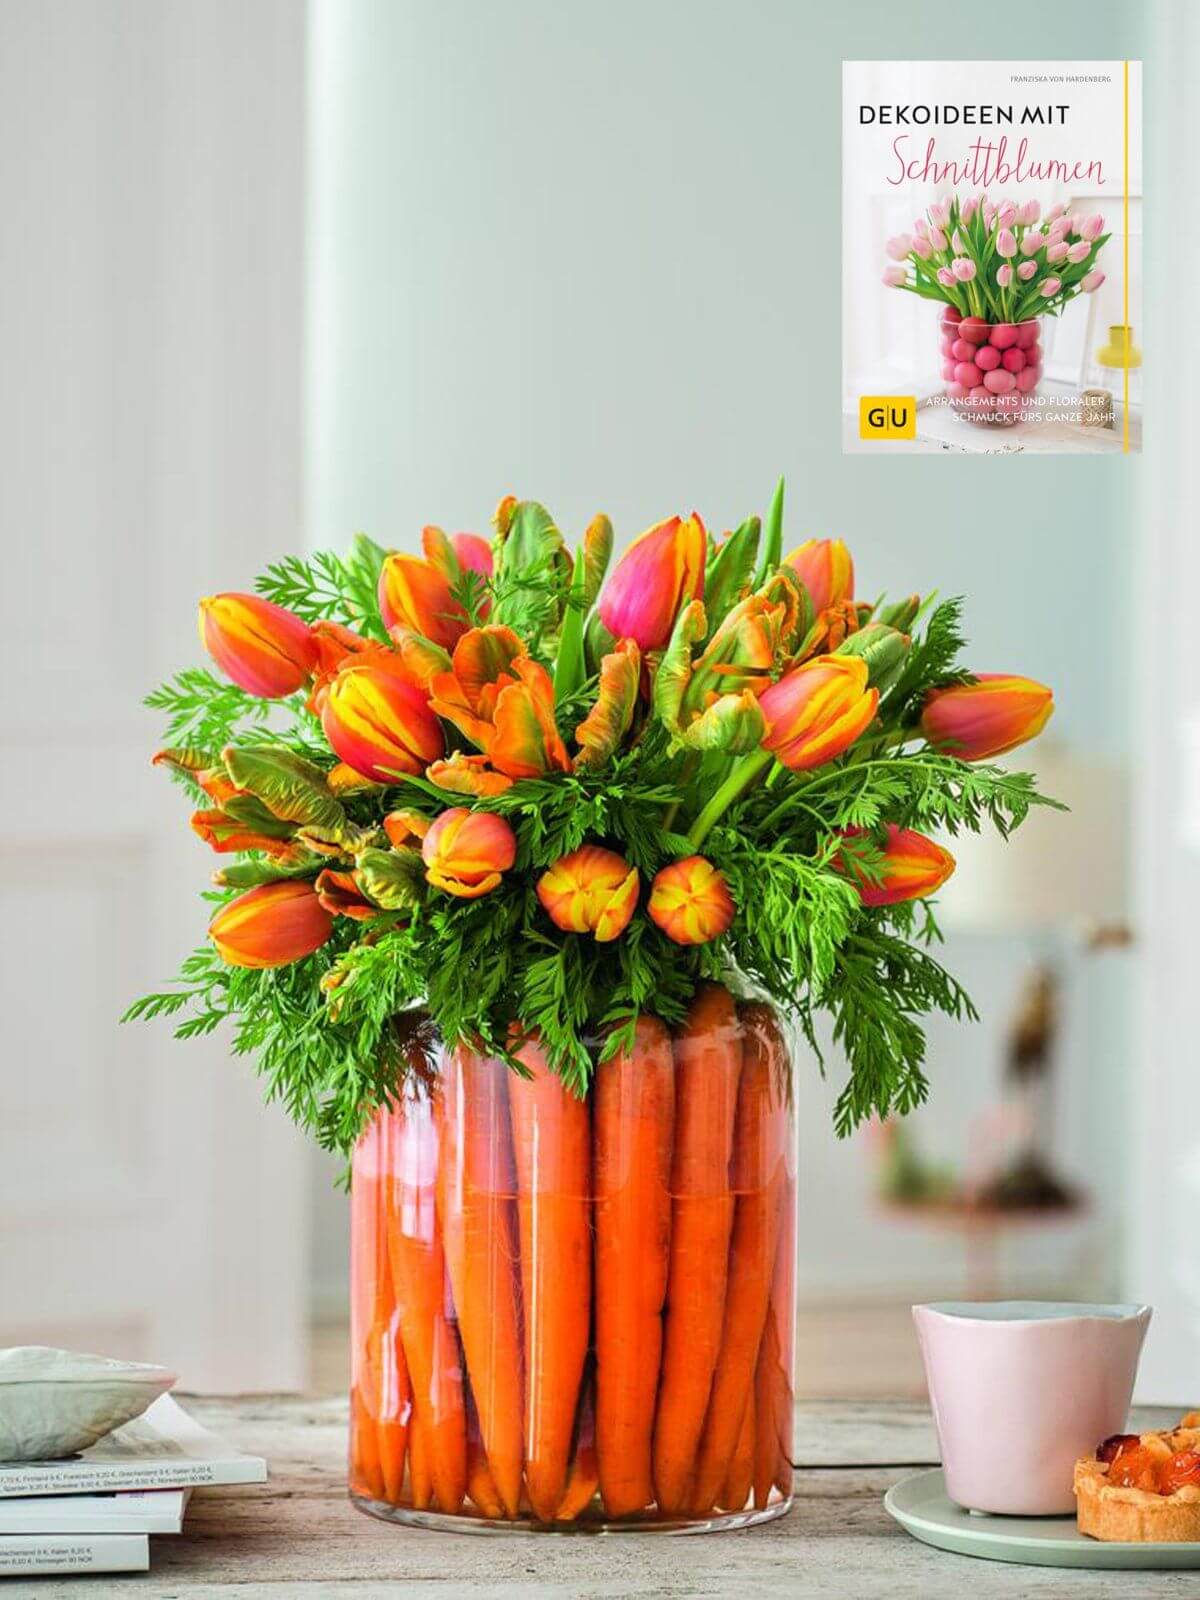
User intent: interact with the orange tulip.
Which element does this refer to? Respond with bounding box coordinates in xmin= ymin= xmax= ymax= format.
xmin=152 ymin=747 xmax=239 ymax=806
xmin=315 ymin=867 xmax=379 ymax=921
xmin=198 ymin=593 xmax=317 ymax=698
xmin=189 ymin=807 xmax=295 ymax=856
xmin=383 ymin=809 xmax=431 ymax=851
xmin=784 ymin=538 xmax=854 ymax=615
xmin=646 ymin=855 xmax=735 ymax=945
xmin=426 ymin=752 xmax=515 ymax=797
xmin=377 ymin=526 xmax=492 ymax=649
xmin=421 ymin=807 xmax=517 ymax=898
xmin=429 ymin=628 xmax=571 ymax=780
xmin=320 ymin=660 xmax=444 ymax=782
xmin=840 ymin=825 xmax=956 ymax=907
xmin=921 ymin=674 xmax=1054 ymax=761
xmin=597 ymin=513 xmax=706 ymax=650
xmin=758 ymin=655 xmax=878 ymax=771
xmin=536 ymin=846 xmax=639 ymax=942
xmin=209 ymin=880 xmax=333 ymax=968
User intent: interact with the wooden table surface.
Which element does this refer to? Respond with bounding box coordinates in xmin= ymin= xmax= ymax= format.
xmin=23 ymin=1397 xmax=1198 ymax=1599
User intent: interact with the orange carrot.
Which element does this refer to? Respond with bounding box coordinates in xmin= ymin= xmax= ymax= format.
xmin=408 ymin=1408 xmax=433 ymax=1509
xmin=652 ymin=984 xmax=744 ymax=1513
xmin=381 ymin=1097 xmax=467 ymax=1515
xmin=754 ymin=1166 xmax=795 ymax=1507
xmin=350 ymin=1384 xmax=386 ymax=1502
xmin=507 ymin=1036 xmax=592 ymax=1521
xmin=437 ymin=1049 xmax=525 ymax=1518
xmin=467 ymin=1437 xmax=504 ymax=1519
xmin=718 ymin=1387 xmax=755 ymax=1511
xmin=687 ymin=1001 xmax=789 ymax=1514
xmin=350 ymin=1124 xmax=407 ymax=1501
xmin=365 ymin=1310 xmax=410 ymax=1504
xmin=594 ymin=1016 xmax=675 ymax=1517
xmin=555 ymin=1375 xmax=599 ymax=1522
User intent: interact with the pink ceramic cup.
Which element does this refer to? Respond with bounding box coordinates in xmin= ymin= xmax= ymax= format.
xmin=913 ymin=1301 xmax=1151 ymax=1515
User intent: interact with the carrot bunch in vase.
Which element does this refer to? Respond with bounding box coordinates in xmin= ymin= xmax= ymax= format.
xmin=131 ymin=482 xmax=1059 ymax=1529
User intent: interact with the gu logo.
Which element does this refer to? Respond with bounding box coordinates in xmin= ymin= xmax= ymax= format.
xmin=859 ymin=396 xmax=916 ymax=440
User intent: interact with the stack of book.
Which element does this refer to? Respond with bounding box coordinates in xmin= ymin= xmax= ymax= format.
xmin=0 ymin=1396 xmax=267 ymax=1578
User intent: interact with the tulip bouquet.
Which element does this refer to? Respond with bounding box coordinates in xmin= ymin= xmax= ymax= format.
xmin=883 ymin=193 xmax=1109 ymax=324
xmin=128 ymin=485 xmax=1055 ymax=1148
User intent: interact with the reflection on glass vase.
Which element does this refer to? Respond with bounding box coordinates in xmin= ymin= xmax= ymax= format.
xmin=939 ymin=307 xmax=1042 ymax=427
xmin=349 ymin=988 xmax=796 ymax=1533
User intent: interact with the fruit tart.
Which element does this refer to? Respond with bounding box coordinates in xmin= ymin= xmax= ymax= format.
xmin=1075 ymin=1415 xmax=1200 ymax=1541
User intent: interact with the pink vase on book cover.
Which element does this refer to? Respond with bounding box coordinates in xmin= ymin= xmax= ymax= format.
xmin=938 ymin=308 xmax=1042 ymax=428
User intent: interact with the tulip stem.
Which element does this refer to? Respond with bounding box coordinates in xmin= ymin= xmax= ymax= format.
xmin=686 ymin=748 xmax=773 ymax=850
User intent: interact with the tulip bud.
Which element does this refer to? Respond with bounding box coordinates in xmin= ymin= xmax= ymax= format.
xmin=997 ymin=202 xmax=1017 ymax=228
xmin=952 ymin=257 xmax=976 ymax=282
xmin=875 ymin=594 xmax=920 ymax=632
xmin=839 ymin=825 xmax=955 ymax=908
xmin=492 ymin=494 xmax=518 ymax=539
xmin=382 ymin=808 xmax=430 ymax=850
xmin=1019 ymin=200 xmax=1041 ymax=225
xmin=378 ymin=532 xmax=474 ymax=651
xmin=885 ymin=234 xmax=912 ymax=261
xmin=961 ymin=198 xmax=978 ymax=224
xmin=936 ymin=267 xmax=956 ymax=288
xmin=784 ymin=537 xmax=854 ymax=615
xmin=1080 ymin=213 xmax=1104 ymax=241
xmin=996 ymin=228 xmax=1017 ymax=259
xmin=321 ymin=661 xmax=444 ymax=782
xmin=951 ymin=229 xmax=966 ymax=254
xmin=315 ymin=867 xmax=379 ymax=922
xmin=1045 ymin=240 xmax=1069 ymax=264
xmin=422 ymin=807 xmax=517 ymax=899
xmin=198 ymin=593 xmax=317 ymax=698
xmin=911 ymin=235 xmax=933 ymax=261
xmin=597 ymin=513 xmax=706 ymax=651
xmin=1066 ymin=240 xmax=1090 ymax=265
xmin=426 ymin=752 xmax=515 ymax=796
xmin=580 ymin=513 xmax=614 ymax=610
xmin=930 ymin=228 xmax=948 ymax=251
xmin=575 ymin=639 xmax=640 ymax=767
xmin=1082 ymin=270 xmax=1106 ymax=293
xmin=1039 ymin=277 xmax=1062 ymax=298
xmin=882 ymin=265 xmax=907 ymax=288
xmin=537 ymin=845 xmax=639 ymax=942
xmin=996 ymin=264 xmax=1013 ymax=288
xmin=209 ymin=880 xmax=333 ymax=968
xmin=921 ymin=673 xmax=1054 ymax=761
xmin=929 ymin=201 xmax=950 ymax=228
xmin=835 ymin=622 xmax=910 ymax=687
xmin=1020 ymin=230 xmax=1045 ymax=257
xmin=1017 ymin=260 xmax=1037 ymax=281
xmin=647 ymin=855 xmax=735 ymax=946
xmin=759 ymin=654 xmax=879 ymax=772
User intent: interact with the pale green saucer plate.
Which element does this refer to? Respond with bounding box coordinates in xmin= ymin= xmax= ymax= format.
xmin=886 ymin=1469 xmax=1200 ymax=1570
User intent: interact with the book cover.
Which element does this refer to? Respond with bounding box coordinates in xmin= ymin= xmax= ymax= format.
xmin=0 ymin=1487 xmax=189 ymax=1534
xmin=843 ymin=60 xmax=1142 ymax=454
xmin=0 ymin=1533 xmax=149 ymax=1577
xmin=0 ymin=1396 xmax=266 ymax=1499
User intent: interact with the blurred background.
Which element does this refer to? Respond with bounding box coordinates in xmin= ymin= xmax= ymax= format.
xmin=3 ymin=0 xmax=1193 ymax=1404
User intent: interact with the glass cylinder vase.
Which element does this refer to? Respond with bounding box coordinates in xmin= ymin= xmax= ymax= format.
xmin=938 ymin=307 xmax=1042 ymax=427
xmin=348 ymin=985 xmax=796 ymax=1533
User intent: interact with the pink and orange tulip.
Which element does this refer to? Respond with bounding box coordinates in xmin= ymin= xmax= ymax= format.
xmin=209 ymin=880 xmax=333 ymax=968
xmin=921 ymin=674 xmax=1054 ymax=761
xmin=647 ymin=855 xmax=735 ymax=945
xmin=320 ymin=660 xmax=444 ymax=782
xmin=758 ymin=655 xmax=878 ymax=771
xmin=422 ymin=807 xmax=517 ymax=899
xmin=784 ymin=538 xmax=854 ymax=616
xmin=597 ymin=513 xmax=706 ymax=651
xmin=377 ymin=526 xmax=493 ymax=649
xmin=198 ymin=593 xmax=317 ymax=698
xmin=536 ymin=846 xmax=639 ymax=942
xmin=840 ymin=825 xmax=955 ymax=907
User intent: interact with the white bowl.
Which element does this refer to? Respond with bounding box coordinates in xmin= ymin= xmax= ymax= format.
xmin=0 ymin=1346 xmax=177 ymax=1460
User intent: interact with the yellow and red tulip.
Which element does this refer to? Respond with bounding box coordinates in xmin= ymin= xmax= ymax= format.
xmin=840 ymin=825 xmax=956 ymax=907
xmin=597 ymin=513 xmax=706 ymax=651
xmin=574 ymin=639 xmax=640 ymax=767
xmin=315 ymin=867 xmax=379 ymax=921
xmin=421 ymin=807 xmax=517 ymax=899
xmin=536 ymin=846 xmax=639 ymax=942
xmin=647 ymin=855 xmax=735 ymax=945
xmin=758 ymin=654 xmax=878 ymax=771
xmin=426 ymin=752 xmax=515 ymax=797
xmin=377 ymin=526 xmax=493 ymax=649
xmin=320 ymin=660 xmax=444 ymax=782
xmin=209 ymin=879 xmax=333 ymax=968
xmin=921 ymin=674 xmax=1054 ymax=761
xmin=429 ymin=628 xmax=570 ymax=780
xmin=198 ymin=593 xmax=317 ymax=698
xmin=784 ymin=538 xmax=854 ymax=615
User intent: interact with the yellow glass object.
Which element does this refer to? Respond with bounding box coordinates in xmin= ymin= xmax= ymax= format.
xmin=1096 ymin=325 xmax=1142 ymax=370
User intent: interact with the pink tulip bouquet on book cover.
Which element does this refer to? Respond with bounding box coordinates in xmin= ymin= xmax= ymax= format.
xmin=843 ymin=60 xmax=1143 ymax=453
